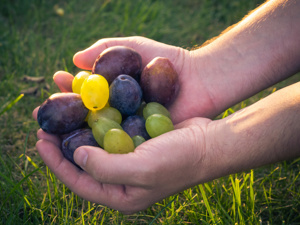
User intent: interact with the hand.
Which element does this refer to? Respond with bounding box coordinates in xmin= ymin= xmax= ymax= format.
xmin=33 ymin=109 xmax=212 ymax=214
xmin=54 ymin=36 xmax=220 ymax=124
xmin=33 ymin=0 xmax=300 ymax=215
xmin=33 ymin=65 xmax=213 ymax=214
xmin=32 ymin=80 xmax=300 ymax=214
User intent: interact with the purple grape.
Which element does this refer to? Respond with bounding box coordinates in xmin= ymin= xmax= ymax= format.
xmin=92 ymin=46 xmax=142 ymax=84
xmin=140 ymin=57 xmax=179 ymax=106
xmin=37 ymin=93 xmax=89 ymax=135
xmin=121 ymin=115 xmax=150 ymax=140
xmin=61 ymin=128 xmax=99 ymax=167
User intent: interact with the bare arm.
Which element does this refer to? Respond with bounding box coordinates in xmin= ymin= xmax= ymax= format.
xmin=202 ymin=82 xmax=300 ymax=181
xmin=33 ymin=81 xmax=300 ymax=214
xmin=190 ymin=0 xmax=300 ymax=118
xmin=64 ymin=1 xmax=300 ymax=124
xmin=33 ymin=0 xmax=300 ymax=213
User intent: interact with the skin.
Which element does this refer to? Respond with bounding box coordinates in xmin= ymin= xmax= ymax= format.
xmin=33 ymin=0 xmax=300 ymax=214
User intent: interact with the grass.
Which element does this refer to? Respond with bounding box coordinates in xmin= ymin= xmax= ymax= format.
xmin=1 ymin=0 xmax=299 ymax=224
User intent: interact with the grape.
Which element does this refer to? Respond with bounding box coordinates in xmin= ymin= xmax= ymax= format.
xmin=140 ymin=57 xmax=179 ymax=106
xmin=132 ymin=135 xmax=146 ymax=147
xmin=136 ymin=101 xmax=146 ymax=117
xmin=145 ymin=114 xmax=174 ymax=138
xmin=72 ymin=71 xmax=91 ymax=94
xmin=87 ymin=107 xmax=122 ymax=128
xmin=92 ymin=117 xmax=122 ymax=147
xmin=121 ymin=115 xmax=150 ymax=140
xmin=109 ymin=74 xmax=143 ymax=117
xmin=103 ymin=128 xmax=135 ymax=154
xmin=61 ymin=128 xmax=99 ymax=168
xmin=81 ymin=74 xmax=109 ymax=111
xmin=143 ymin=102 xmax=171 ymax=120
xmin=37 ymin=52 xmax=178 ymax=155
xmin=37 ymin=93 xmax=89 ymax=134
xmin=92 ymin=46 xmax=142 ymax=84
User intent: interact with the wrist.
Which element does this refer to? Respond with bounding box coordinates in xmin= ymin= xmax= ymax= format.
xmin=189 ymin=45 xmax=247 ymax=118
xmin=190 ymin=0 xmax=300 ymax=118
xmin=203 ymin=82 xmax=300 ymax=181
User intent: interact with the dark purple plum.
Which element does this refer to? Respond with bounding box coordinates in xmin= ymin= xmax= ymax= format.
xmin=37 ymin=93 xmax=88 ymax=135
xmin=140 ymin=57 xmax=179 ymax=106
xmin=121 ymin=115 xmax=150 ymax=140
xmin=61 ymin=128 xmax=99 ymax=167
xmin=92 ymin=46 xmax=142 ymax=84
xmin=109 ymin=74 xmax=143 ymax=117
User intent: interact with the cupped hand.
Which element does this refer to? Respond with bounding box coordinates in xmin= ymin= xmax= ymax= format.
xmin=32 ymin=74 xmax=213 ymax=213
xmin=33 ymin=106 xmax=212 ymax=214
xmin=32 ymin=36 xmax=219 ymax=214
xmin=69 ymin=36 xmax=218 ymax=124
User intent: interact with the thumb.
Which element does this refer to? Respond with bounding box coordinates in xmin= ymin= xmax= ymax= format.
xmin=72 ymin=36 xmax=148 ymax=70
xmin=73 ymin=38 xmax=126 ymax=70
xmin=73 ymin=145 xmax=151 ymax=187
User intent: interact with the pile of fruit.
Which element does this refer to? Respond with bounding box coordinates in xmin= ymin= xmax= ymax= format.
xmin=37 ymin=46 xmax=179 ymax=167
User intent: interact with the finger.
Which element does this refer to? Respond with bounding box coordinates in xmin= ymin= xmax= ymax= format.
xmin=53 ymin=71 xmax=74 ymax=92
xmin=73 ymin=37 xmax=132 ymax=70
xmin=36 ymin=139 xmax=81 ymax=182
xmin=37 ymin=129 xmax=61 ymax=147
xmin=73 ymin=144 xmax=153 ymax=187
xmin=73 ymin=36 xmax=160 ymax=70
xmin=32 ymin=106 xmax=39 ymax=120
xmin=36 ymin=139 xmax=102 ymax=199
xmin=73 ymin=36 xmax=185 ymax=75
xmin=36 ymin=139 xmax=134 ymax=211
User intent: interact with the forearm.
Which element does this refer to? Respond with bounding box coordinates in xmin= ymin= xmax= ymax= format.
xmin=193 ymin=0 xmax=300 ymax=115
xmin=204 ymin=82 xmax=300 ymax=179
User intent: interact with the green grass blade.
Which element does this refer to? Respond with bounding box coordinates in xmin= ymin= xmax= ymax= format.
xmin=0 ymin=93 xmax=24 ymax=116
xmin=250 ymin=170 xmax=255 ymax=215
xmin=149 ymin=195 xmax=177 ymax=225
xmin=0 ymin=167 xmax=40 ymax=212
xmin=199 ymin=184 xmax=216 ymax=224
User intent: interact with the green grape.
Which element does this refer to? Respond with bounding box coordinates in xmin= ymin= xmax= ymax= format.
xmin=143 ymin=102 xmax=171 ymax=120
xmin=87 ymin=107 xmax=122 ymax=128
xmin=92 ymin=117 xmax=122 ymax=147
xmin=136 ymin=101 xmax=146 ymax=117
xmin=132 ymin=135 xmax=146 ymax=147
xmin=72 ymin=71 xmax=91 ymax=94
xmin=145 ymin=113 xmax=174 ymax=138
xmin=104 ymin=128 xmax=135 ymax=154
xmin=81 ymin=74 xmax=109 ymax=111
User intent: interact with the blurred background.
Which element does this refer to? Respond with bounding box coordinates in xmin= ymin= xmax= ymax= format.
xmin=1 ymin=0 xmax=299 ymax=224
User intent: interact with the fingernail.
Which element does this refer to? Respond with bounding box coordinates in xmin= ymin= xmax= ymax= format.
xmin=75 ymin=148 xmax=88 ymax=167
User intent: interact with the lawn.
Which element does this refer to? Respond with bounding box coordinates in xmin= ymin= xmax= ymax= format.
xmin=0 ymin=0 xmax=299 ymax=224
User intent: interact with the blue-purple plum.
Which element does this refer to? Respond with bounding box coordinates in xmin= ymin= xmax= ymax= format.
xmin=109 ymin=75 xmax=143 ymax=117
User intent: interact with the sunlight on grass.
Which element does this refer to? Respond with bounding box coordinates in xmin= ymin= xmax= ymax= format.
xmin=199 ymin=184 xmax=216 ymax=223
xmin=1 ymin=0 xmax=299 ymax=224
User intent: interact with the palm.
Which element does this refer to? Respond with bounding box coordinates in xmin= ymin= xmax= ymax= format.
xmin=56 ymin=36 xmax=217 ymax=124
xmin=34 ymin=36 xmax=216 ymax=213
xmin=33 ymin=115 xmax=211 ymax=214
